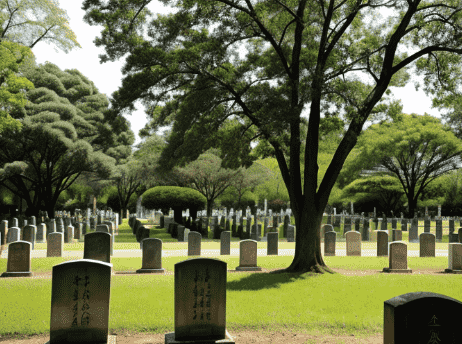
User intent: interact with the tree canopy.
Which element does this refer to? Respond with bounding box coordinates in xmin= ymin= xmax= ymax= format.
xmin=82 ymin=0 xmax=462 ymax=274
xmin=340 ymin=113 xmax=462 ymax=217
xmin=0 ymin=62 xmax=133 ymax=217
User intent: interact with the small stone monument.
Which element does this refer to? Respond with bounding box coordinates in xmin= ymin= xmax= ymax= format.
xmin=419 ymin=233 xmax=435 ymax=257
xmin=346 ymin=231 xmax=361 ymax=256
xmin=220 ymin=231 xmax=230 ymax=255
xmin=1 ymin=241 xmax=33 ymax=277
xmin=137 ymin=238 xmax=165 ymax=273
xmin=444 ymin=243 xmax=462 ymax=273
xmin=324 ymin=231 xmax=336 ymax=256
xmin=383 ymin=242 xmax=412 ymax=273
xmin=236 ymin=240 xmax=261 ymax=271
xmin=384 ymin=292 xmax=462 ymax=343
xmin=84 ymin=232 xmax=111 ymax=264
xmin=165 ymin=258 xmax=234 ymax=343
xmin=188 ymin=231 xmax=202 ymax=256
xmin=267 ymin=232 xmax=278 ymax=255
xmin=48 ymin=259 xmax=114 ymax=343
xmin=47 ymin=232 xmax=63 ymax=257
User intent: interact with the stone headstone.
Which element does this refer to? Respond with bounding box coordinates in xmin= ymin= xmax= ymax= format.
xmin=392 ymin=229 xmax=402 ymax=242
xmin=424 ymin=219 xmax=431 ymax=233
xmin=137 ymin=238 xmax=165 ymax=273
xmin=409 ymin=218 xmax=418 ymax=243
xmin=391 ymin=218 xmax=397 ymax=229
xmin=184 ymin=228 xmax=190 ymax=243
xmin=445 ymin=243 xmax=462 ymax=273
xmin=287 ymin=224 xmax=295 ymax=242
xmin=384 ymin=292 xmax=462 ymax=343
xmin=377 ymin=231 xmax=388 ymax=256
xmin=49 ymin=259 xmax=113 ymax=343
xmin=435 ymin=219 xmax=442 ymax=241
xmin=36 ymin=223 xmax=46 ymax=242
xmin=1 ymin=241 xmax=33 ymax=277
xmin=165 ymin=258 xmax=234 ymax=343
xmin=236 ymin=240 xmax=261 ymax=271
xmin=96 ymin=224 xmax=109 ymax=233
xmin=324 ymin=231 xmax=336 ymax=256
xmin=362 ymin=219 xmax=370 ymax=241
xmin=47 ymin=232 xmax=63 ymax=257
xmin=354 ymin=218 xmax=360 ymax=232
xmin=283 ymin=214 xmax=290 ymax=238
xmin=22 ymin=225 xmax=36 ymax=250
xmin=220 ymin=231 xmax=230 ymax=255
xmin=346 ymin=231 xmax=361 ymax=256
xmin=267 ymin=232 xmax=278 ymax=255
xmin=178 ymin=225 xmax=187 ymax=242
xmin=321 ymin=224 xmax=333 ymax=243
xmin=343 ymin=216 xmax=351 ymax=236
xmin=11 ymin=217 xmax=18 ymax=227
xmin=57 ymin=218 xmax=64 ymax=233
xmin=0 ymin=220 xmax=7 ymax=249
xmin=64 ymin=225 xmax=74 ymax=243
xmin=401 ymin=219 xmax=408 ymax=232
xmin=6 ymin=226 xmax=20 ymax=243
xmin=188 ymin=231 xmax=202 ymax=256
xmin=74 ymin=223 xmax=82 ymax=241
xmin=84 ymin=232 xmax=111 ymax=264
xmin=30 ymin=216 xmax=36 ymax=226
xmin=383 ymin=242 xmax=411 ymax=273
xmin=420 ymin=233 xmax=435 ymax=257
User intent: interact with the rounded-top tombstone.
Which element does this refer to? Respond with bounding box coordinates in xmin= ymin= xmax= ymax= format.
xmin=137 ymin=238 xmax=164 ymax=273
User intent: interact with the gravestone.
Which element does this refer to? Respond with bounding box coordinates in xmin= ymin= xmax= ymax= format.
xmin=377 ymin=231 xmax=388 ymax=256
xmin=1 ymin=241 xmax=33 ymax=277
xmin=47 ymin=232 xmax=63 ymax=257
xmin=392 ymin=229 xmax=402 ymax=242
xmin=401 ymin=219 xmax=408 ymax=232
xmin=346 ymin=231 xmax=361 ymax=256
xmin=459 ymin=227 xmax=462 ymax=243
xmin=49 ymin=259 xmax=113 ymax=344
xmin=102 ymin=221 xmax=114 ymax=234
xmin=383 ymin=242 xmax=412 ymax=273
xmin=7 ymin=226 xmax=20 ymax=243
xmin=178 ymin=225 xmax=187 ymax=242
xmin=188 ymin=231 xmax=202 ymax=256
xmin=424 ymin=219 xmax=431 ymax=233
xmin=384 ymin=292 xmax=462 ymax=343
xmin=57 ymin=218 xmax=64 ymax=233
xmin=165 ymin=258 xmax=234 ymax=344
xmin=184 ymin=228 xmax=190 ymax=243
xmin=287 ymin=225 xmax=295 ymax=242
xmin=96 ymin=224 xmax=109 ymax=233
xmin=321 ymin=224 xmax=333 ymax=243
xmin=283 ymin=214 xmax=290 ymax=238
xmin=0 ymin=220 xmax=7 ymax=250
xmin=409 ymin=218 xmax=419 ymax=243
xmin=263 ymin=217 xmax=269 ymax=237
xmin=220 ymin=231 xmax=230 ymax=255
xmin=343 ymin=216 xmax=351 ymax=236
xmin=64 ymin=226 xmax=74 ymax=243
xmin=324 ymin=231 xmax=336 ymax=256
xmin=160 ymin=215 xmax=165 ymax=228
xmin=22 ymin=225 xmax=36 ymax=250
xmin=267 ymin=232 xmax=278 ymax=255
xmin=354 ymin=217 xmax=361 ymax=232
xmin=30 ymin=216 xmax=36 ymax=226
xmin=362 ymin=219 xmax=370 ymax=241
xmin=11 ymin=218 xmax=18 ymax=227
xmin=36 ymin=223 xmax=46 ymax=242
xmin=435 ymin=219 xmax=442 ymax=241
xmin=137 ymin=238 xmax=165 ymax=273
xmin=420 ymin=233 xmax=435 ymax=257
xmin=74 ymin=223 xmax=82 ymax=241
xmin=369 ymin=229 xmax=378 ymax=242
xmin=83 ymin=232 xmax=111 ymax=263
xmin=444 ymin=243 xmax=462 ymax=273
xmin=391 ymin=218 xmax=397 ymax=229
xmin=449 ymin=219 xmax=455 ymax=243
xmin=236 ymin=240 xmax=261 ymax=271
xmin=381 ymin=217 xmax=387 ymax=231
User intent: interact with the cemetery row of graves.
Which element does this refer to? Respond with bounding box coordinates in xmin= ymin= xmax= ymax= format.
xmin=2 ymin=209 xmax=462 ymax=343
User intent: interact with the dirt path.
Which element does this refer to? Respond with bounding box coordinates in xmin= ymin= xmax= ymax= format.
xmin=0 ymin=331 xmax=383 ymax=344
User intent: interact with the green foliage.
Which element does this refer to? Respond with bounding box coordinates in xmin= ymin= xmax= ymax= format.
xmin=0 ymin=40 xmax=35 ymax=133
xmin=254 ymin=158 xmax=289 ymax=203
xmin=0 ymin=62 xmax=132 ymax=216
xmin=218 ymin=189 xmax=257 ymax=210
xmin=141 ymin=186 xmax=206 ymax=211
xmin=340 ymin=113 xmax=462 ymax=217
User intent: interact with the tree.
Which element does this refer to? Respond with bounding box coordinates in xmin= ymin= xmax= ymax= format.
xmin=0 ymin=40 xmax=34 ymax=133
xmin=141 ymin=186 xmax=206 ymax=223
xmin=0 ymin=62 xmax=133 ymax=217
xmin=340 ymin=114 xmax=462 ymax=218
xmin=340 ymin=175 xmax=405 ymax=216
xmin=82 ymin=0 xmax=462 ymax=274
xmin=177 ymin=150 xmax=241 ymax=217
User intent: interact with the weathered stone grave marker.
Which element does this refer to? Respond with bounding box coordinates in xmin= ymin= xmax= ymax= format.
xmin=346 ymin=231 xmax=361 ymax=256
xmin=383 ymin=242 xmax=412 ymax=273
xmin=419 ymin=233 xmax=435 ymax=257
xmin=1 ymin=241 xmax=33 ymax=277
xmin=137 ymin=238 xmax=165 ymax=273
xmin=236 ymin=240 xmax=261 ymax=271
xmin=188 ymin=231 xmax=202 ymax=256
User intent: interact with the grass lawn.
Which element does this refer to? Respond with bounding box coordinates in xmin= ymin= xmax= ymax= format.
xmin=1 ymin=218 xmax=461 ymax=340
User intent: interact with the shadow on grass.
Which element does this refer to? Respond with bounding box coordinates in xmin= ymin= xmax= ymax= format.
xmin=226 ymin=269 xmax=327 ymax=291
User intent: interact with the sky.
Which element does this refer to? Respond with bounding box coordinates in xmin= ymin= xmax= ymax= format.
xmin=29 ymin=1 xmax=441 ymax=148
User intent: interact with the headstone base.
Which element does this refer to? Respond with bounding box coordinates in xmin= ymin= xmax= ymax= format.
xmin=444 ymin=269 xmax=462 ymax=274
xmin=136 ymin=268 xmax=165 ymax=274
xmin=382 ymin=268 xmax=412 ymax=273
xmin=45 ymin=335 xmax=117 ymax=344
xmin=235 ymin=266 xmax=262 ymax=271
xmin=1 ymin=271 xmax=33 ymax=277
xmin=324 ymin=253 xmax=335 ymax=256
xmin=165 ymin=330 xmax=235 ymax=344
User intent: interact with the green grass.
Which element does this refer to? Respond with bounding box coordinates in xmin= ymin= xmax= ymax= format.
xmin=2 ymin=218 xmax=462 ymax=340
xmin=1 ymin=255 xmax=461 ymax=338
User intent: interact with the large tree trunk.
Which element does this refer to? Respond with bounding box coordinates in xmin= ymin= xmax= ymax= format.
xmin=206 ymin=200 xmax=213 ymax=218
xmin=271 ymin=199 xmax=335 ymax=274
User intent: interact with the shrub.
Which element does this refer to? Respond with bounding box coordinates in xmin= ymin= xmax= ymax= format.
xmin=141 ymin=186 xmax=206 ymax=223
